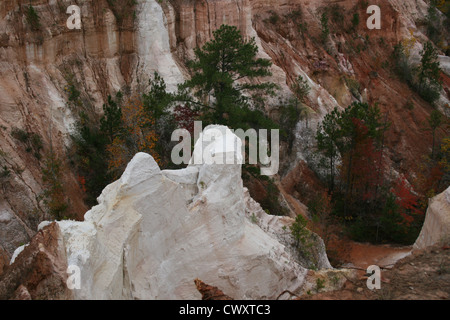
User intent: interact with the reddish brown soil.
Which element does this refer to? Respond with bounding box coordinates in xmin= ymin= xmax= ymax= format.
xmin=300 ymin=244 xmax=450 ymax=300
xmin=332 ymin=239 xmax=412 ymax=269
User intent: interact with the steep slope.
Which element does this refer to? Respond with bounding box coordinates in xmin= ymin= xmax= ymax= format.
xmin=0 ymin=0 xmax=185 ymax=261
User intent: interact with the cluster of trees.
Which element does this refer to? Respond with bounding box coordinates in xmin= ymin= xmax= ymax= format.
xmin=316 ymin=102 xmax=414 ymax=244
xmin=315 ymin=100 xmax=448 ymax=244
xmin=70 ymin=88 xmax=165 ymax=206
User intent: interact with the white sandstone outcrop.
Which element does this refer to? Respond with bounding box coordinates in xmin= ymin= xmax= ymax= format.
xmin=414 ymin=187 xmax=450 ymax=250
xmin=133 ymin=0 xmax=185 ymax=92
xmin=33 ymin=125 xmax=330 ymax=299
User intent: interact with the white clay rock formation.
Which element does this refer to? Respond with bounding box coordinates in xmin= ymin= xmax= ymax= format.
xmin=31 ymin=125 xmax=331 ymax=300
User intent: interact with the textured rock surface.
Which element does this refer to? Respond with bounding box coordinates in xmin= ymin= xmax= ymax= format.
xmin=0 ymin=222 xmax=71 ymax=300
xmin=25 ymin=126 xmax=330 ymax=300
xmin=194 ymin=279 xmax=233 ymax=300
xmin=414 ymin=187 xmax=450 ymax=250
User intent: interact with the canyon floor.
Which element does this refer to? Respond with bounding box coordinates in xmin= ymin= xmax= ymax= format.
xmin=299 ymin=243 xmax=450 ymax=300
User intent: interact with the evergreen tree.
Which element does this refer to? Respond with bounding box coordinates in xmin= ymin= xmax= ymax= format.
xmin=417 ymin=41 xmax=442 ymax=104
xmin=316 ymin=108 xmax=340 ymax=192
xmin=184 ymin=25 xmax=276 ymax=127
xmin=418 ymin=42 xmax=442 ymax=87
xmin=100 ymin=91 xmax=123 ymax=143
xmin=427 ymin=109 xmax=443 ymax=159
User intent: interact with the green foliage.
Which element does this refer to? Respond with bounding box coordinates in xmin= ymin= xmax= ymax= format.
xmin=106 ymin=0 xmax=138 ymax=25
xmin=315 ymin=101 xmax=386 ymax=192
xmin=68 ymin=84 xmax=81 ymax=102
xmin=285 ymin=8 xmax=308 ymax=34
xmin=289 ymin=214 xmax=319 ymax=268
xmin=262 ymin=178 xmax=287 ymax=216
xmin=315 ymin=278 xmax=326 ymax=292
xmin=318 ymin=4 xmax=345 ymax=38
xmin=270 ymin=77 xmax=310 ymax=152
xmin=320 ymin=12 xmax=329 ymax=43
xmin=0 ymin=150 xmax=11 ymax=181
xmin=392 ymin=43 xmax=414 ymax=84
xmin=393 ymin=41 xmax=442 ymax=104
xmin=266 ymin=11 xmax=280 ymax=25
xmin=143 ymin=72 xmax=175 ymax=121
xmin=41 ymin=153 xmax=69 ymax=220
xmin=0 ymin=165 xmax=10 ymax=180
xmin=64 ymin=73 xmax=82 ymax=105
xmin=316 ymin=109 xmax=340 ymax=192
xmin=313 ymin=102 xmax=426 ymax=245
xmin=26 ymin=5 xmax=41 ymax=31
xmin=351 ymin=13 xmax=360 ymax=30
xmin=347 ymin=190 xmax=423 ymax=244
xmin=292 ymin=76 xmax=311 ymax=103
xmin=243 ymin=165 xmax=288 ymax=216
xmin=250 ymin=213 xmax=258 ymax=224
xmin=290 ymin=214 xmax=309 ymax=248
xmin=184 ymin=24 xmax=277 ymax=129
xmin=344 ymin=76 xmax=361 ymax=98
xmin=71 ymin=112 xmax=112 ymax=206
xmin=427 ymin=109 xmax=443 ymax=159
xmin=100 ymin=91 xmax=123 ymax=143
xmin=11 ymin=128 xmax=29 ymax=143
xmin=143 ymin=73 xmax=179 ymax=166
xmin=11 ymin=128 xmax=43 ymax=159
xmin=404 ymin=99 xmax=415 ymax=111
xmin=416 ymin=42 xmax=443 ymax=104
xmin=425 ymin=0 xmax=447 ymax=48
xmin=328 ymin=4 xmax=345 ymax=26
xmin=278 ymin=100 xmax=304 ymax=151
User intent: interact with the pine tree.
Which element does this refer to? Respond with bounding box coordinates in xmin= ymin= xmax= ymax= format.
xmin=418 ymin=42 xmax=442 ymax=86
xmin=427 ymin=109 xmax=443 ymax=159
xmin=185 ymin=25 xmax=276 ymax=126
xmin=100 ymin=91 xmax=123 ymax=143
xmin=316 ymin=107 xmax=340 ymax=192
xmin=417 ymin=41 xmax=442 ymax=103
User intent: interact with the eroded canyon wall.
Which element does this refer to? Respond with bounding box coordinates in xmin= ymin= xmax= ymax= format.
xmin=0 ymin=0 xmax=448 ymax=267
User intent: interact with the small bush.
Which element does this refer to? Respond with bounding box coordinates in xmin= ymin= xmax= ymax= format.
xmin=11 ymin=128 xmax=29 ymax=143
xmin=0 ymin=165 xmax=10 ymax=179
xmin=26 ymin=5 xmax=41 ymax=31
xmin=285 ymin=9 xmax=308 ymax=34
xmin=344 ymin=76 xmax=360 ymax=97
xmin=11 ymin=128 xmax=43 ymax=159
xmin=351 ymin=13 xmax=360 ymax=30
xmin=290 ymin=214 xmax=318 ymax=267
xmin=68 ymin=84 xmax=80 ymax=102
xmin=315 ymin=278 xmax=326 ymax=292
xmin=266 ymin=11 xmax=280 ymax=25
xmin=320 ymin=12 xmax=329 ymax=43
xmin=329 ymin=4 xmax=345 ymax=26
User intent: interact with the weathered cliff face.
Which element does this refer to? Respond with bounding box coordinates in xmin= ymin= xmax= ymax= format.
xmin=0 ymin=0 xmax=448 ymax=287
xmin=0 ymin=0 xmax=186 ymax=261
xmin=6 ymin=126 xmax=331 ymax=300
xmin=0 ymin=222 xmax=72 ymax=300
